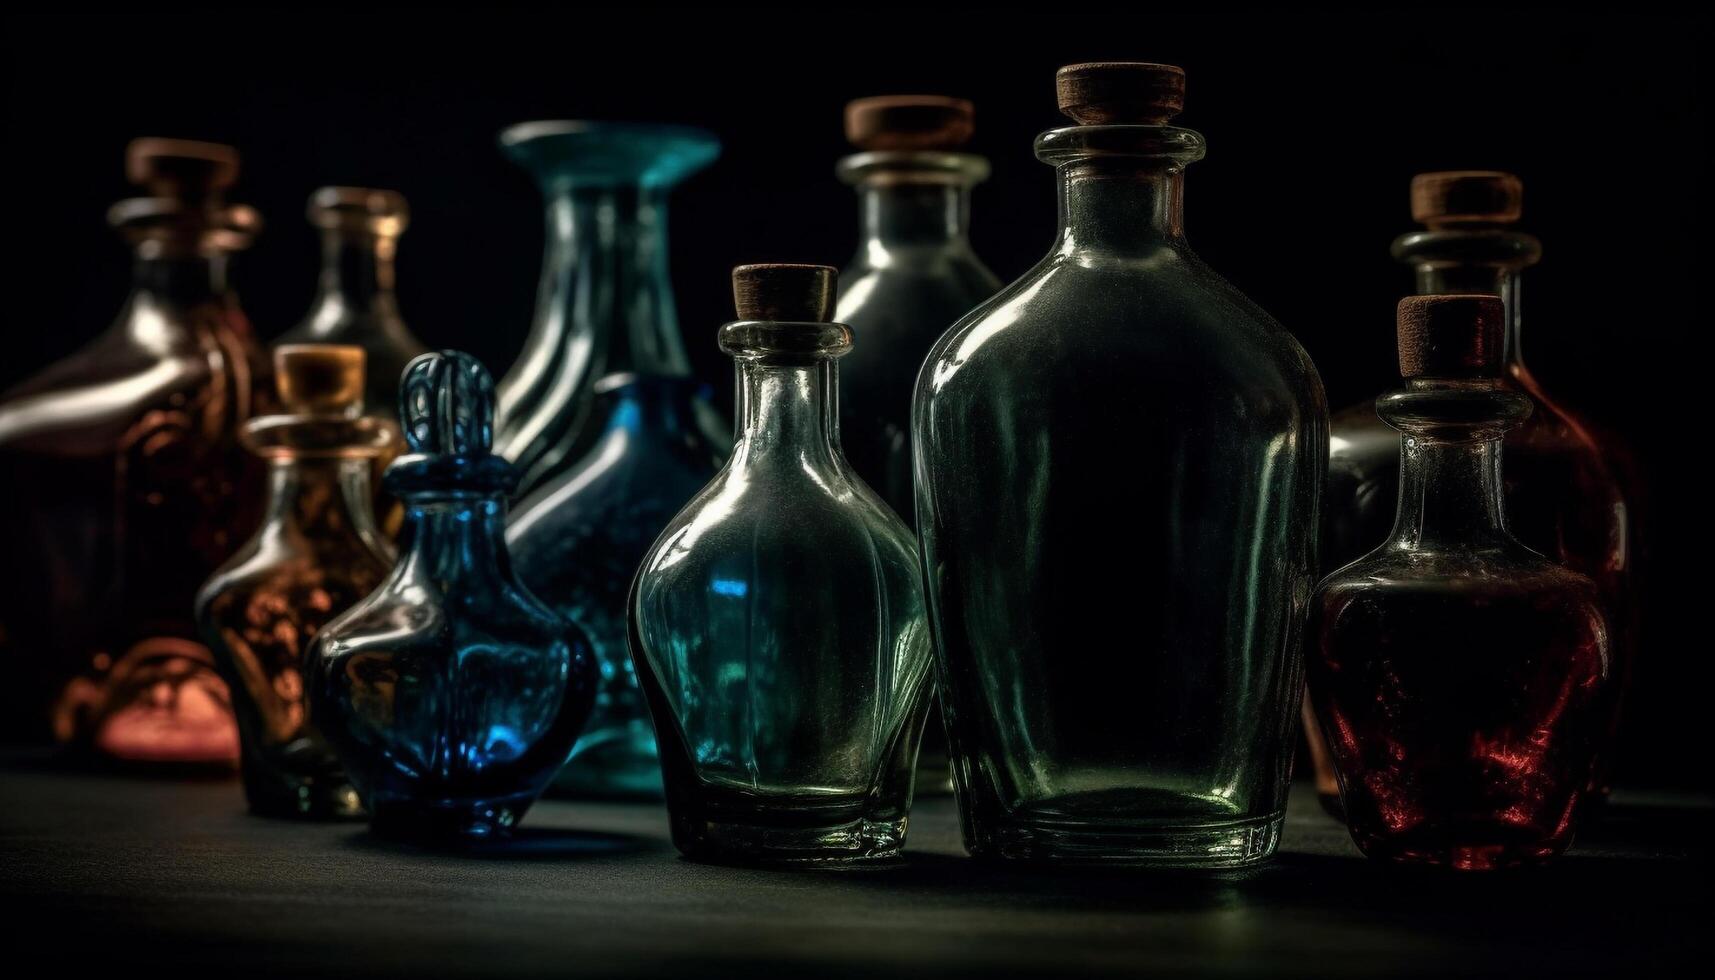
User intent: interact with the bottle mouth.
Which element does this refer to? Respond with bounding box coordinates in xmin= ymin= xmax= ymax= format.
xmin=241 ymin=415 xmax=399 ymax=459
xmin=1378 ymin=381 xmax=1533 ymax=438
xmin=1034 ymin=125 xmax=1206 ymax=167
xmin=836 ymin=150 xmax=990 ymax=187
xmin=718 ymin=321 xmax=853 ymax=363
xmin=1391 ymin=228 xmax=1542 ymax=268
xmin=500 ymin=120 xmax=721 ymax=189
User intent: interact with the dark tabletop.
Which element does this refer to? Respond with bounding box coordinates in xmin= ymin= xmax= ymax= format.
xmin=2 ymin=760 xmax=1708 ymax=978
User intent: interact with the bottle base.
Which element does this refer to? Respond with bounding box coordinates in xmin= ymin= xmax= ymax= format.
xmin=968 ymin=810 xmax=1285 ymax=868
xmin=368 ymin=794 xmax=535 ymax=843
xmin=1352 ymin=826 xmax=1572 ymax=870
xmin=671 ymin=811 xmax=909 ymax=866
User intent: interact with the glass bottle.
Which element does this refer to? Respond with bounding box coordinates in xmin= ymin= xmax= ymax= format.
xmin=310 ymin=351 xmax=597 ymax=841
xmin=274 ymin=187 xmax=426 ymax=424
xmin=0 ymin=138 xmax=269 ymax=763
xmin=195 ymin=345 xmax=397 ymax=818
xmin=630 ymin=265 xmax=934 ymax=864
xmin=834 ymin=95 xmax=1002 ymax=523
xmin=1307 ymin=295 xmax=1610 ymax=870
xmin=912 ymin=63 xmax=1326 ymax=867
xmin=501 ymin=121 xmax=730 ymax=799
xmin=1310 ymin=172 xmax=1634 ymax=814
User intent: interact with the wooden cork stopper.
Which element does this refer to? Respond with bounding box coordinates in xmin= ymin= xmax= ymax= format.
xmin=1411 ymin=171 xmax=1523 ymax=228
xmin=276 ymin=344 xmax=367 ymax=416
xmin=1056 ymin=63 xmax=1185 ymax=125
xmin=308 ymin=187 xmax=409 ymax=235
xmin=732 ymin=264 xmax=837 ymax=322
xmin=126 ymin=138 xmax=239 ymax=202
xmin=846 ymin=96 xmax=975 ymax=151
xmin=1397 ymin=295 xmax=1504 ymax=379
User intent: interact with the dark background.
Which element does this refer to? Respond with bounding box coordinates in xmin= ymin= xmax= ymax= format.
xmin=4 ymin=9 xmax=1707 ymax=788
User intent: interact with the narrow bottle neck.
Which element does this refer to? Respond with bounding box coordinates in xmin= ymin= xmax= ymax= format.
xmin=1413 ymin=263 xmax=1526 ymax=372
xmin=132 ymin=251 xmax=227 ymax=304
xmin=1397 ymin=229 xmax=1539 ymax=374
xmin=259 ymin=457 xmax=384 ymax=547
xmin=398 ymin=495 xmax=513 ymax=585
xmin=536 ymin=185 xmax=691 ymax=378
xmin=1056 ymin=161 xmax=1186 ymax=254
xmin=856 ymin=180 xmax=971 ymax=252
xmin=308 ymin=231 xmax=399 ymax=324
xmin=731 ymin=361 xmax=841 ymax=472
xmin=1388 ymin=434 xmax=1510 ymax=552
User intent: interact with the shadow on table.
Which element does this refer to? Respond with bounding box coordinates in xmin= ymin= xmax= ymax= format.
xmin=342 ymin=825 xmax=655 ymax=862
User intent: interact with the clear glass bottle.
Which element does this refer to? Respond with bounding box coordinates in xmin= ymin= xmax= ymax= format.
xmin=196 ymin=345 xmax=397 ymax=818
xmin=1311 ymin=172 xmax=1634 ymax=814
xmin=912 ymin=63 xmax=1326 ymax=867
xmin=834 ymin=95 xmax=1002 ymax=523
xmin=1307 ymin=295 xmax=1610 ymax=870
xmin=500 ymin=121 xmax=730 ymax=799
xmin=630 ymin=265 xmax=933 ymax=864
xmin=0 ymin=138 xmax=269 ymax=763
xmin=274 ymin=188 xmax=426 ymax=424
xmin=310 ymin=351 xmax=597 ymax=841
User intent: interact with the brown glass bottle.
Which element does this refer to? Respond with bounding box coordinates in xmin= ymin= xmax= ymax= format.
xmin=196 ymin=345 xmax=397 ymax=817
xmin=1310 ymin=173 xmax=1634 ymax=813
xmin=1308 ymin=296 xmax=1610 ymax=870
xmin=0 ymin=138 xmax=269 ymax=764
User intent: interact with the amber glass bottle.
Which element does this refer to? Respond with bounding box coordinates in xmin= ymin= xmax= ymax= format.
xmin=0 ymin=138 xmax=269 ymax=763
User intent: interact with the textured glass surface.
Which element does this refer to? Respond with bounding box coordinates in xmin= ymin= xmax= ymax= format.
xmin=0 ymin=195 xmax=267 ymax=762
xmin=1314 ymin=225 xmax=1634 ymax=810
xmin=311 ymin=352 xmax=597 ymax=841
xmin=1309 ymin=382 xmax=1609 ymax=869
xmin=196 ymin=405 xmax=396 ymax=818
xmin=630 ymin=318 xmax=933 ymax=864
xmin=913 ymin=125 xmax=1326 ymax=866
xmin=835 ymin=151 xmax=1001 ymax=524
xmin=498 ymin=121 xmax=729 ymax=799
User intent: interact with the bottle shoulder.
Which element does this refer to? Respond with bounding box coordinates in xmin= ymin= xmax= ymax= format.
xmin=1319 ymin=546 xmax=1603 ymax=607
xmin=317 ymin=571 xmax=588 ymax=663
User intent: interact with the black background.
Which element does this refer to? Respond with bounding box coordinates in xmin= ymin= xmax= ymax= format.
xmin=4 ymin=9 xmax=1707 ymax=788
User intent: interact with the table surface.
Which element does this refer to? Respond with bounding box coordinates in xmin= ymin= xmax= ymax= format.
xmin=2 ymin=760 xmax=1707 ymax=977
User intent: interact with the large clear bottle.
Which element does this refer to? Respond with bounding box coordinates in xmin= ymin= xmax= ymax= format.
xmin=1311 ymin=172 xmax=1635 ymax=812
xmin=912 ymin=64 xmax=1326 ymax=867
xmin=630 ymin=265 xmax=933 ymax=864
xmin=0 ymin=138 xmax=270 ymax=763
xmin=1308 ymin=295 xmax=1609 ymax=870
xmin=498 ymin=121 xmax=729 ymax=798
xmin=834 ymin=95 xmax=1001 ymax=523
xmin=274 ymin=188 xmax=426 ymax=424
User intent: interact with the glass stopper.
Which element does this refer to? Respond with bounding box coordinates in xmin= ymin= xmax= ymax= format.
xmin=276 ymin=344 xmax=366 ymax=417
xmin=400 ymin=351 xmax=495 ymax=455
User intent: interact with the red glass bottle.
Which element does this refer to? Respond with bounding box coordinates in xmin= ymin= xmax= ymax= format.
xmin=1307 ymin=295 xmax=1609 ymax=870
xmin=1312 ymin=173 xmax=1635 ymax=814
xmin=0 ymin=138 xmax=268 ymax=764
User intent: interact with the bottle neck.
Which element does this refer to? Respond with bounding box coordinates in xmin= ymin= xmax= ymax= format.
xmin=397 ymin=494 xmax=514 ymax=586
xmin=731 ymin=360 xmax=842 ymax=474
xmin=1396 ymin=229 xmax=1540 ymax=374
xmin=258 ymin=456 xmax=385 ymax=549
xmin=1056 ymin=160 xmax=1187 ymax=255
xmin=1387 ymin=434 xmax=1510 ymax=552
xmin=132 ymin=250 xmax=227 ymax=304
xmin=307 ymin=230 xmax=400 ymax=326
xmin=534 ymin=185 xmax=691 ymax=379
xmin=855 ymin=180 xmax=971 ymax=253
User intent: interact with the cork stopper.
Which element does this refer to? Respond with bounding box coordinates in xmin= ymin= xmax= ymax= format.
xmin=1411 ymin=171 xmax=1523 ymax=229
xmin=732 ymin=264 xmax=837 ymax=322
xmin=846 ymin=96 xmax=975 ymax=151
xmin=275 ymin=344 xmax=366 ymax=417
xmin=1056 ymin=63 xmax=1186 ymax=125
xmin=308 ymin=187 xmax=409 ymax=235
xmin=126 ymin=138 xmax=239 ymax=203
xmin=1396 ymin=295 xmax=1505 ymax=379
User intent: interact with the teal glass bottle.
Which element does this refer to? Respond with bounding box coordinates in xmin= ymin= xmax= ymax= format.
xmin=913 ymin=64 xmax=1326 ymax=866
xmin=310 ymin=351 xmax=598 ymax=841
xmin=630 ymin=265 xmax=934 ymax=864
xmin=499 ymin=121 xmax=730 ymax=799
xmin=834 ymin=95 xmax=1001 ymax=524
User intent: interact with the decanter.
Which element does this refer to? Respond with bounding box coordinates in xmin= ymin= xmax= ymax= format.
xmin=912 ymin=63 xmax=1327 ymax=867
xmin=834 ymin=95 xmax=1001 ymax=523
xmin=195 ymin=345 xmax=397 ymax=818
xmin=630 ymin=265 xmax=934 ymax=864
xmin=0 ymin=138 xmax=269 ymax=763
xmin=1310 ymin=172 xmax=1634 ymax=814
xmin=501 ymin=121 xmax=730 ymax=799
xmin=274 ymin=187 xmax=426 ymax=424
xmin=1307 ymin=295 xmax=1610 ymax=870
xmin=310 ymin=351 xmax=597 ymax=841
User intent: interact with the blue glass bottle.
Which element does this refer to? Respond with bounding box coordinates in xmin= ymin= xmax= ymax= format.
xmin=499 ymin=121 xmax=730 ymax=799
xmin=629 ymin=265 xmax=934 ymax=864
xmin=310 ymin=351 xmax=598 ymax=841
